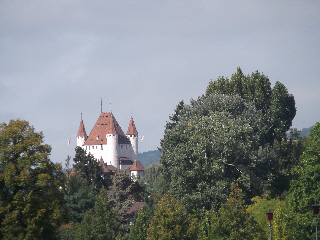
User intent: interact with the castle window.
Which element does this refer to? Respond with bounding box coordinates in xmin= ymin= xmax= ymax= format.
xmin=126 ymin=145 xmax=127 ymax=149
xmin=121 ymin=145 xmax=123 ymax=149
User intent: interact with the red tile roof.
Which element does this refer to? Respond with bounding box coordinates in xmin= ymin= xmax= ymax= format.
xmin=84 ymin=112 xmax=130 ymax=146
xmin=100 ymin=157 xmax=118 ymax=172
xmin=126 ymin=202 xmax=146 ymax=214
xmin=104 ymin=164 xmax=118 ymax=172
xmin=130 ymin=160 xmax=144 ymax=171
xmin=77 ymin=119 xmax=87 ymax=137
xmin=127 ymin=117 xmax=138 ymax=135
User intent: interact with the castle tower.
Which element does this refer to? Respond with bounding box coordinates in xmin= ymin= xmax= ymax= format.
xmin=126 ymin=117 xmax=139 ymax=161
xmin=80 ymin=111 xmax=134 ymax=170
xmin=106 ymin=113 xmax=119 ymax=168
xmin=77 ymin=114 xmax=87 ymax=146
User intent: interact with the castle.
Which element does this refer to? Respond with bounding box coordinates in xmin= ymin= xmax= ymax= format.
xmin=76 ymin=112 xmax=144 ymax=177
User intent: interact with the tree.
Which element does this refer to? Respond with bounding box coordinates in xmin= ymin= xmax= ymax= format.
xmin=140 ymin=162 xmax=163 ymax=193
xmin=73 ymin=146 xmax=107 ymax=192
xmin=247 ymin=196 xmax=286 ymax=238
xmin=0 ymin=119 xmax=66 ymax=239
xmin=289 ymin=128 xmax=302 ymax=140
xmin=107 ymin=170 xmax=144 ymax=231
xmin=273 ymin=200 xmax=289 ymax=240
xmin=75 ymin=188 xmax=120 ymax=240
xmin=268 ymin=139 xmax=305 ymax=198
xmin=203 ymin=183 xmax=266 ymax=240
xmin=64 ymin=173 xmax=96 ymax=223
xmin=206 ymin=68 xmax=296 ymax=144
xmin=269 ymin=81 xmax=296 ymax=142
xmin=286 ymin=122 xmax=320 ymax=239
xmin=129 ymin=205 xmax=154 ymax=240
xmin=146 ymin=191 xmax=198 ymax=240
xmin=159 ymin=93 xmax=274 ymax=212
xmin=64 ymin=147 xmax=111 ymax=223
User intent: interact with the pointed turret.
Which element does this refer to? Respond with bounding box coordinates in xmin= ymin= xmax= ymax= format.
xmin=127 ymin=117 xmax=138 ymax=135
xmin=77 ymin=115 xmax=87 ymax=146
xmin=126 ymin=117 xmax=138 ymax=161
xmin=108 ymin=113 xmax=117 ymax=134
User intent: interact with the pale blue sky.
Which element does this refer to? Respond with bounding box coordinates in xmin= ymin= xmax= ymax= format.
xmin=1 ymin=1 xmax=319 ymax=164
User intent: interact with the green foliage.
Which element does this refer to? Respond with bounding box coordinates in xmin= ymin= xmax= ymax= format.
xmin=273 ymin=200 xmax=289 ymax=240
xmin=269 ymin=81 xmax=296 ymax=142
xmin=64 ymin=147 xmax=112 ymax=223
xmin=0 ymin=119 xmax=66 ymax=240
xmin=160 ymin=93 xmax=275 ymax=212
xmin=247 ymin=196 xmax=287 ymax=238
xmin=288 ymin=128 xmax=302 ymax=140
xmin=146 ymin=191 xmax=198 ymax=240
xmin=108 ymin=171 xmax=144 ymax=231
xmin=206 ymin=68 xmax=296 ymax=144
xmin=64 ymin=173 xmax=96 ymax=223
xmin=138 ymin=150 xmax=161 ymax=167
xmin=77 ymin=188 xmax=120 ymax=240
xmin=129 ymin=205 xmax=154 ymax=240
xmin=201 ymin=183 xmax=266 ymax=240
xmin=247 ymin=196 xmax=278 ymax=230
xmin=268 ymin=139 xmax=306 ymax=198
xmin=60 ymin=188 xmax=120 ymax=240
xmin=286 ymin=122 xmax=320 ymax=239
xmin=73 ymin=146 xmax=106 ymax=192
xmin=140 ymin=162 xmax=163 ymax=193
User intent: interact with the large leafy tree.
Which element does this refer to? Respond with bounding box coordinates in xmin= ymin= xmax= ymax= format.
xmin=0 ymin=119 xmax=66 ymax=239
xmin=201 ymin=183 xmax=266 ymax=240
xmin=76 ymin=188 xmax=120 ymax=240
xmin=140 ymin=162 xmax=163 ymax=193
xmin=146 ymin=191 xmax=198 ymax=240
xmin=160 ymin=93 xmax=275 ymax=212
xmin=64 ymin=147 xmax=110 ymax=223
xmin=107 ymin=170 xmax=144 ymax=231
xmin=72 ymin=146 xmax=107 ymax=192
xmin=129 ymin=204 xmax=154 ymax=240
xmin=206 ymin=67 xmax=296 ymax=143
xmin=285 ymin=122 xmax=320 ymax=239
xmin=61 ymin=188 xmax=120 ymax=240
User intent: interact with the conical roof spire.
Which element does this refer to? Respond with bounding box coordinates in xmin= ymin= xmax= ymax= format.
xmin=127 ymin=117 xmax=138 ymax=135
xmin=77 ymin=114 xmax=87 ymax=137
xmin=108 ymin=112 xmax=117 ymax=134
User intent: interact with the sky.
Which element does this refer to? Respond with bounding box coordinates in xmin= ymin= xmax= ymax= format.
xmin=1 ymin=1 xmax=319 ymax=165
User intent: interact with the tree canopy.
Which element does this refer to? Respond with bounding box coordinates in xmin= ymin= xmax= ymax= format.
xmin=159 ymin=93 xmax=275 ymax=212
xmin=146 ymin=191 xmax=198 ymax=240
xmin=286 ymin=122 xmax=320 ymax=239
xmin=0 ymin=119 xmax=66 ymax=239
xmin=206 ymin=67 xmax=296 ymax=143
xmin=200 ymin=183 xmax=266 ymax=240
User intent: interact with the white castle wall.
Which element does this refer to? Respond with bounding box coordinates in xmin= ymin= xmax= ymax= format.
xmin=77 ymin=136 xmax=86 ymax=147
xmin=106 ymin=134 xmax=119 ymax=168
xmin=127 ymin=134 xmax=138 ymax=161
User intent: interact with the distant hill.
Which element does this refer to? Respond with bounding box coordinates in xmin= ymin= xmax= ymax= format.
xmin=138 ymin=150 xmax=161 ymax=167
